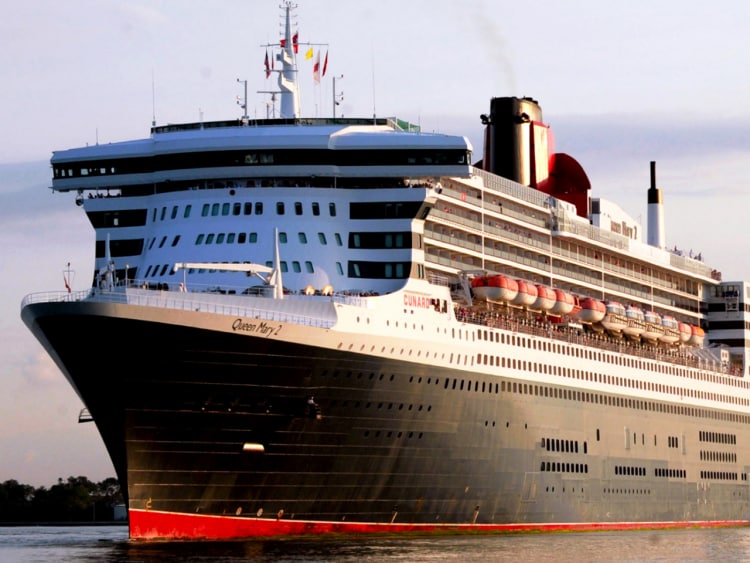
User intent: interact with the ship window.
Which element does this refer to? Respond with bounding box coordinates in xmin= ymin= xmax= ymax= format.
xmin=152 ymin=209 xmax=157 ymax=222
xmin=195 ymin=234 xmax=205 ymax=245
xmin=158 ymin=236 xmax=167 ymax=248
xmin=312 ymin=202 xmax=320 ymax=216
xmin=265 ymin=260 xmax=272 ymax=268
xmin=305 ymin=261 xmax=314 ymax=273
xmin=148 ymin=238 xmax=156 ymax=250
xmin=277 ymin=202 xmax=285 ymax=215
xmin=227 ymin=233 xmax=236 ymax=244
xmin=299 ymin=232 xmax=308 ymax=244
xmin=335 ymin=233 xmax=343 ymax=246
xmin=318 ymin=233 xmax=327 ymax=245
xmin=216 ymin=233 xmax=225 ymax=244
xmin=329 ymin=203 xmax=337 ymax=216
xmin=160 ymin=207 xmax=166 ymax=220
xmin=336 ymin=262 xmax=343 ymax=275
xmin=248 ymin=232 xmax=257 ymax=243
xmin=211 ymin=203 xmax=220 ymax=216
xmin=206 ymin=233 xmax=215 ymax=244
xmin=280 ymin=261 xmax=288 ymax=273
xmin=184 ymin=205 xmax=192 ymax=218
xmin=202 ymin=204 xmax=210 ymax=217
xmin=171 ymin=206 xmax=178 ymax=219
xmin=171 ymin=235 xmax=180 ymax=247
xmin=144 ymin=265 xmax=152 ymax=277
xmin=255 ymin=202 xmax=263 ymax=215
xmin=237 ymin=233 xmax=246 ymax=243
xmin=292 ymin=261 xmax=301 ymax=273
xmin=222 ymin=203 xmax=230 ymax=215
xmin=279 ymin=232 xmax=288 ymax=243
xmin=295 ymin=202 xmax=303 ymax=215
xmin=244 ymin=202 xmax=253 ymax=215
xmin=159 ymin=264 xmax=169 ymax=276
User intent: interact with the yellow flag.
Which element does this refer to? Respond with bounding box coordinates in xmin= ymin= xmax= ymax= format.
xmin=305 ymin=47 xmax=313 ymax=60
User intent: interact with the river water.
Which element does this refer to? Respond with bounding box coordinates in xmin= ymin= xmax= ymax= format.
xmin=3 ymin=525 xmax=750 ymax=561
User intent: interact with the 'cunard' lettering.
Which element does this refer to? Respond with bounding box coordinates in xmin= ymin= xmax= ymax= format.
xmin=232 ymin=319 xmax=282 ymax=336
xmin=403 ymin=293 xmax=432 ymax=309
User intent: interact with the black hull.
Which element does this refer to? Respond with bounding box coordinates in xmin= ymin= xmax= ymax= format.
xmin=22 ymin=299 xmax=750 ymax=536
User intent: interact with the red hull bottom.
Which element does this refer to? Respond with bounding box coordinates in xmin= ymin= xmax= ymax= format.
xmin=129 ymin=509 xmax=750 ymax=541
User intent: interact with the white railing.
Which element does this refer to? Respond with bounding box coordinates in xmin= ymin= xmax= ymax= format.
xmin=21 ymin=287 xmax=339 ymax=329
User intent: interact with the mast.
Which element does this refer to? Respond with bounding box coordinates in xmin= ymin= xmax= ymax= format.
xmin=278 ymin=2 xmax=300 ymax=118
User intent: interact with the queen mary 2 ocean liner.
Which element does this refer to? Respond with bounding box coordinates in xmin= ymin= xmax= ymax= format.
xmin=20 ymin=3 xmax=750 ymax=540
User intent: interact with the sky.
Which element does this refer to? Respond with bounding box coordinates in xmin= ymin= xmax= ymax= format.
xmin=2 ymin=0 xmax=750 ymax=487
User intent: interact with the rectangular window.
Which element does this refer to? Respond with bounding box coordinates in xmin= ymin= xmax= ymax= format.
xmin=255 ymin=202 xmax=263 ymax=215
xmin=171 ymin=235 xmax=180 ymax=247
xmin=305 ymin=261 xmax=314 ymax=273
xmin=233 ymin=203 xmax=241 ymax=216
xmin=227 ymin=233 xmax=236 ymax=244
xmin=206 ymin=234 xmax=215 ymax=244
xmin=248 ymin=232 xmax=258 ymax=243
xmin=329 ymin=202 xmax=336 ymax=216
xmin=335 ymin=233 xmax=343 ymax=246
xmin=216 ymin=233 xmax=225 ymax=244
xmin=298 ymin=232 xmax=308 ymax=244
xmin=158 ymin=236 xmax=167 ymax=248
xmin=336 ymin=262 xmax=344 ymax=275
xmin=222 ymin=203 xmax=230 ymax=216
xmin=279 ymin=232 xmax=288 ymax=243
xmin=280 ymin=261 xmax=288 ymax=273
xmin=211 ymin=203 xmax=220 ymax=216
xmin=292 ymin=261 xmax=301 ymax=273
xmin=160 ymin=207 xmax=166 ymax=220
xmin=237 ymin=232 xmax=247 ymax=243
xmin=294 ymin=202 xmax=303 ymax=215
xmin=184 ymin=204 xmax=192 ymax=218
xmin=276 ymin=202 xmax=285 ymax=215
xmin=244 ymin=202 xmax=253 ymax=215
xmin=171 ymin=206 xmax=178 ymax=219
xmin=318 ymin=232 xmax=327 ymax=245
xmin=312 ymin=202 xmax=320 ymax=216
xmin=201 ymin=204 xmax=210 ymax=217
xmin=195 ymin=234 xmax=205 ymax=245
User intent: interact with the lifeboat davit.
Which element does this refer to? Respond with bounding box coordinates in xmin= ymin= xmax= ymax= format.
xmin=623 ymin=305 xmax=646 ymax=337
xmin=471 ymin=275 xmax=518 ymax=303
xmin=600 ymin=301 xmax=628 ymax=333
xmin=660 ymin=315 xmax=681 ymax=344
xmin=642 ymin=311 xmax=664 ymax=340
xmin=678 ymin=322 xmax=692 ymax=343
xmin=531 ymin=285 xmax=556 ymax=311
xmin=550 ymin=289 xmax=576 ymax=316
xmin=689 ymin=325 xmax=705 ymax=346
xmin=511 ymin=280 xmax=538 ymax=307
xmin=577 ymin=297 xmax=606 ymax=323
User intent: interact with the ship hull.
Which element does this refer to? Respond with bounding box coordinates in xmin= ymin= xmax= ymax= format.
xmin=22 ymin=298 xmax=750 ymax=540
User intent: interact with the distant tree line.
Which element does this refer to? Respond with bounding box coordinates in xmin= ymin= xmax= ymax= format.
xmin=0 ymin=476 xmax=123 ymax=523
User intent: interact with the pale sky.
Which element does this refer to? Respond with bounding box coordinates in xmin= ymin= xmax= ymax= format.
xmin=2 ymin=0 xmax=750 ymax=486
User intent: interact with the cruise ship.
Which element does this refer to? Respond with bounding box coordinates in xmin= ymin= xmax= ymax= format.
xmin=21 ymin=3 xmax=750 ymax=540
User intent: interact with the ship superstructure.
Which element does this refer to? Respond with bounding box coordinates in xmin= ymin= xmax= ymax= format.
xmin=20 ymin=3 xmax=750 ymax=540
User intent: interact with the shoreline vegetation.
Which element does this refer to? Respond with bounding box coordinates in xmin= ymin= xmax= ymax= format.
xmin=0 ymin=476 xmax=125 ymax=523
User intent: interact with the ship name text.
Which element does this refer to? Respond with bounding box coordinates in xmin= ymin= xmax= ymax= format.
xmin=232 ymin=319 xmax=282 ymax=336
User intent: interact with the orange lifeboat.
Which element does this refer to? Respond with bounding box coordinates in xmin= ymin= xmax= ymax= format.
xmin=550 ymin=289 xmax=576 ymax=316
xmin=601 ymin=301 xmax=628 ymax=333
xmin=642 ymin=311 xmax=664 ymax=340
xmin=623 ymin=305 xmax=645 ymax=337
xmin=472 ymin=275 xmax=518 ymax=303
xmin=577 ymin=297 xmax=606 ymax=323
xmin=660 ymin=315 xmax=680 ymax=344
xmin=511 ymin=280 xmax=538 ymax=307
xmin=531 ymin=285 xmax=556 ymax=311
xmin=678 ymin=322 xmax=692 ymax=343
xmin=689 ymin=325 xmax=705 ymax=346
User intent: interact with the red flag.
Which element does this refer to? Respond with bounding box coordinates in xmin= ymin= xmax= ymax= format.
xmin=264 ymin=50 xmax=270 ymax=78
xmin=292 ymin=31 xmax=299 ymax=54
xmin=313 ymin=51 xmax=320 ymax=84
xmin=64 ymin=274 xmax=71 ymax=293
xmin=322 ymin=50 xmax=328 ymax=77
